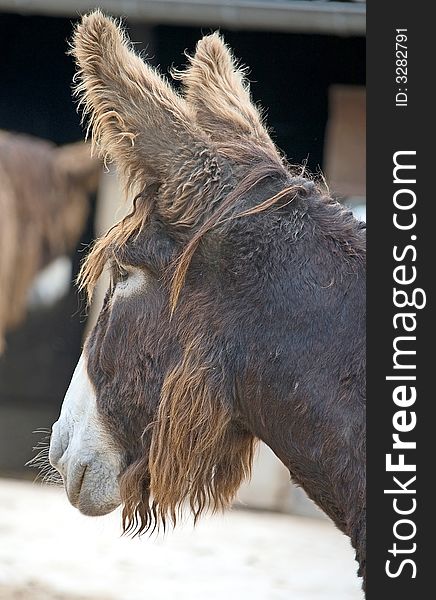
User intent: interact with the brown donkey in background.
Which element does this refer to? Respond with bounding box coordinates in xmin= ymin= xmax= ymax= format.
xmin=0 ymin=131 xmax=99 ymax=353
xmin=48 ymin=10 xmax=366 ymax=590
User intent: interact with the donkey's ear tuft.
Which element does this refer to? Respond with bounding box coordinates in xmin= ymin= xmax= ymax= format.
xmin=177 ymin=32 xmax=276 ymax=152
xmin=71 ymin=10 xmax=209 ymax=196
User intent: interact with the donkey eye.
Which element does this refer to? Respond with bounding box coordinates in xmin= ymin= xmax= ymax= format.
xmin=112 ymin=262 xmax=130 ymax=286
xmin=118 ymin=265 xmax=129 ymax=283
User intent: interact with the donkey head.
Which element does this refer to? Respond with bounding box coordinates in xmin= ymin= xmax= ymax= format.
xmin=49 ymin=11 xmax=366 ymax=537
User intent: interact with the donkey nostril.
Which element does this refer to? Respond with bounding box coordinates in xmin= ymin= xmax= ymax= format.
xmin=49 ymin=420 xmax=69 ymax=470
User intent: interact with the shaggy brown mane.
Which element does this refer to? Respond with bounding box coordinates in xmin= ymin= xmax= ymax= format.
xmin=77 ymin=145 xmax=316 ymax=306
xmin=152 ymin=347 xmax=257 ymax=526
xmin=77 ymin=165 xmax=312 ymax=304
xmin=119 ymin=337 xmax=257 ymax=535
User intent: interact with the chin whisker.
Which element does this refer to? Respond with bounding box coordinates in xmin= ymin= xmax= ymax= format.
xmin=26 ymin=430 xmax=63 ymax=487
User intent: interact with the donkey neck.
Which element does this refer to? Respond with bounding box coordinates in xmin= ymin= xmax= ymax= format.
xmin=239 ymin=287 xmax=366 ymax=585
xmin=237 ymin=218 xmax=366 ymax=542
xmin=243 ymin=357 xmax=365 ymax=534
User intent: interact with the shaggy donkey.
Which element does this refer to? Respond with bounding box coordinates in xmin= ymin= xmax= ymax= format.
xmin=48 ymin=11 xmax=366 ymax=589
xmin=0 ymin=131 xmax=99 ymax=352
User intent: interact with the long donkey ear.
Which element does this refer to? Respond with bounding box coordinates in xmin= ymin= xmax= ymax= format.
xmin=71 ymin=10 xmax=212 ymax=197
xmin=177 ymin=33 xmax=276 ymax=152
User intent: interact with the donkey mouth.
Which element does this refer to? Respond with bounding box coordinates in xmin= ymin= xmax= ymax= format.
xmin=65 ymin=462 xmax=87 ymax=506
xmin=63 ymin=460 xmax=121 ymax=517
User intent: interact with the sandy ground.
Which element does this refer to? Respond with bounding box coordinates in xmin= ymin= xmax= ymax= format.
xmin=0 ymin=479 xmax=363 ymax=600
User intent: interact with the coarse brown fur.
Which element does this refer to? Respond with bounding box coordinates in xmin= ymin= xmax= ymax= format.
xmin=67 ymin=10 xmax=366 ymax=591
xmin=0 ymin=130 xmax=100 ymax=352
